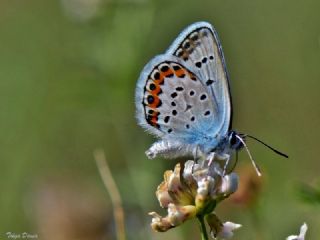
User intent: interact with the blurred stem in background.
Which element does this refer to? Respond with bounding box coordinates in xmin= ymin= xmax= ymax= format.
xmin=94 ymin=149 xmax=126 ymax=240
xmin=297 ymin=182 xmax=320 ymax=205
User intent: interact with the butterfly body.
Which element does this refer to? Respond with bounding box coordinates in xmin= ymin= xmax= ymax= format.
xmin=135 ymin=22 xmax=237 ymax=161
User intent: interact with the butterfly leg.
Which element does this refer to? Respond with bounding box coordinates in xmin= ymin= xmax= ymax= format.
xmin=207 ymin=152 xmax=216 ymax=166
xmin=193 ymin=145 xmax=206 ymax=162
xmin=193 ymin=145 xmax=199 ymax=161
xmin=222 ymin=154 xmax=231 ymax=176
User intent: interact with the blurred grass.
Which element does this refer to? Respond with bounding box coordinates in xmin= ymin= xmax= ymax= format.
xmin=0 ymin=0 xmax=319 ymax=239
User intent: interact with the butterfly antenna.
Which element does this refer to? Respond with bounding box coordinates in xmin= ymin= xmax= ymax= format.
xmin=236 ymin=135 xmax=262 ymax=177
xmin=245 ymin=135 xmax=288 ymax=158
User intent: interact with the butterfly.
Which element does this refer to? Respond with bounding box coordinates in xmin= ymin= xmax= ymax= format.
xmin=135 ymin=22 xmax=287 ymax=175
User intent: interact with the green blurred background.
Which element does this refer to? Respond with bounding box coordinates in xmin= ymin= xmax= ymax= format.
xmin=0 ymin=0 xmax=319 ymax=239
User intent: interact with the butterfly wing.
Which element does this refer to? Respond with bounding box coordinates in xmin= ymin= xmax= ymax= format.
xmin=167 ymin=22 xmax=232 ymax=134
xmin=135 ymin=22 xmax=232 ymax=154
xmin=135 ymin=55 xmax=217 ymax=139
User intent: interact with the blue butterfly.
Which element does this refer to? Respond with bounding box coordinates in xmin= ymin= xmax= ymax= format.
xmin=135 ymin=22 xmax=287 ymax=175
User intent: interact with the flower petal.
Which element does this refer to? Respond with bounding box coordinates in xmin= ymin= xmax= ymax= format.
xmin=286 ymin=223 xmax=308 ymax=240
xmin=148 ymin=204 xmax=197 ymax=232
xmin=216 ymin=221 xmax=242 ymax=239
xmin=219 ymin=173 xmax=239 ymax=196
xmin=156 ymin=170 xmax=174 ymax=208
xmin=149 ymin=212 xmax=173 ymax=232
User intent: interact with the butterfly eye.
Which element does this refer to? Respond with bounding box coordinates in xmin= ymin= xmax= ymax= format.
xmin=230 ymin=134 xmax=237 ymax=145
xmin=228 ymin=132 xmax=243 ymax=150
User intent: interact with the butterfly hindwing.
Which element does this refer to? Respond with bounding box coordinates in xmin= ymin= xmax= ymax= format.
xmin=135 ymin=55 xmax=218 ymax=141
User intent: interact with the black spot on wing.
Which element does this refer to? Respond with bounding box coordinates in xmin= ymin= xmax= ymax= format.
xmin=173 ymin=65 xmax=181 ymax=71
xmin=176 ymin=87 xmax=184 ymax=91
xmin=204 ymin=110 xmax=211 ymax=116
xmin=160 ymin=65 xmax=169 ymax=72
xmin=183 ymin=41 xmax=190 ymax=49
xmin=200 ymin=94 xmax=207 ymax=101
xmin=195 ymin=62 xmax=202 ymax=68
xmin=164 ymin=116 xmax=170 ymax=123
xmin=191 ymin=34 xmax=198 ymax=41
xmin=147 ymin=95 xmax=154 ymax=104
xmin=202 ymin=57 xmax=207 ymax=63
xmin=171 ymin=92 xmax=178 ymax=98
xmin=149 ymin=83 xmax=156 ymax=90
xmin=154 ymin=72 xmax=160 ymax=80
xmin=206 ymin=79 xmax=214 ymax=86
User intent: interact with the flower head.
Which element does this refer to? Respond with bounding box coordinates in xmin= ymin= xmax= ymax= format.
xmin=149 ymin=158 xmax=239 ymax=238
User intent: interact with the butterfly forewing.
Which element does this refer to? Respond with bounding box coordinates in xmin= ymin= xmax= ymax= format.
xmin=167 ymin=22 xmax=232 ymax=133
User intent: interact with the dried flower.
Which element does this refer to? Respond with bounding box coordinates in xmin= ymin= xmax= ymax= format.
xmin=149 ymin=158 xmax=239 ymax=238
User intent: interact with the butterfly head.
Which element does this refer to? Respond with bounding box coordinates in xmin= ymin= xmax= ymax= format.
xmin=227 ymin=131 xmax=245 ymax=151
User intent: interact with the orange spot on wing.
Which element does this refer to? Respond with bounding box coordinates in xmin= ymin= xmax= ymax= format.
xmin=146 ymin=110 xmax=160 ymax=128
xmin=150 ymin=116 xmax=158 ymax=126
xmin=164 ymin=69 xmax=174 ymax=77
xmin=175 ymin=68 xmax=185 ymax=78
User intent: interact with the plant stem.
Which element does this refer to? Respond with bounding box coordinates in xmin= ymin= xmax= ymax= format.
xmin=94 ymin=149 xmax=126 ymax=240
xmin=197 ymin=215 xmax=209 ymax=240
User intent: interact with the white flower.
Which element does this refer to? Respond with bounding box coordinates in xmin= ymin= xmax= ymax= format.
xmin=207 ymin=215 xmax=242 ymax=240
xmin=216 ymin=222 xmax=242 ymax=239
xmin=286 ymin=223 xmax=308 ymax=240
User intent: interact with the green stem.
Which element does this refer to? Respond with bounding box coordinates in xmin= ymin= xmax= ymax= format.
xmin=197 ymin=215 xmax=209 ymax=240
